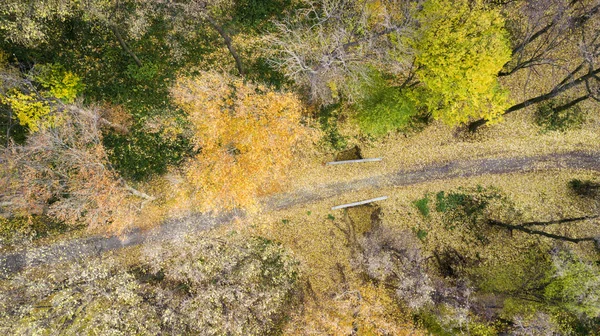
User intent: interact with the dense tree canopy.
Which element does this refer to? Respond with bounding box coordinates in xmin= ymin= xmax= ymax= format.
xmin=413 ymin=0 xmax=512 ymax=125
xmin=1 ymin=0 xmax=599 ymax=334
xmin=172 ymin=71 xmax=308 ymax=211
xmin=0 ymin=233 xmax=299 ymax=335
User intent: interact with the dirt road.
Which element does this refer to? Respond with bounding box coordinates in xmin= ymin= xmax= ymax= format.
xmin=1 ymin=150 xmax=599 ymax=277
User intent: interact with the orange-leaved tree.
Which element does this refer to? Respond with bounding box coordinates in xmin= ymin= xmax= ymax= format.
xmin=0 ymin=104 xmax=154 ymax=234
xmin=171 ymin=71 xmax=307 ymax=211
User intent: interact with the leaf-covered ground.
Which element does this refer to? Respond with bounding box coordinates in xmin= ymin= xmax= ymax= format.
xmin=2 ymin=150 xmax=599 ymax=277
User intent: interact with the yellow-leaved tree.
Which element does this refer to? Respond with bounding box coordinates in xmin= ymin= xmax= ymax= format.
xmin=413 ymin=0 xmax=512 ymax=125
xmin=172 ymin=71 xmax=307 ymax=211
xmin=0 ymin=62 xmax=83 ymax=132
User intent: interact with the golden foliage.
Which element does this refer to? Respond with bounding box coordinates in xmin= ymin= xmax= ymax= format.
xmin=172 ymin=71 xmax=308 ymax=212
xmin=0 ymin=90 xmax=53 ymax=132
xmin=414 ymin=0 xmax=512 ymax=125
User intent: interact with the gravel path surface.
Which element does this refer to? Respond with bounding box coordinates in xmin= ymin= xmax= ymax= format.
xmin=2 ymin=150 xmax=599 ymax=277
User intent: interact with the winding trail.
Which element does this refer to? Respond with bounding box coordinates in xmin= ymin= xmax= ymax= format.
xmin=1 ymin=150 xmax=599 ymax=277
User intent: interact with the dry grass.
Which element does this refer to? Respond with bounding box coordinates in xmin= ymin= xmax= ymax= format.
xmin=228 ymin=169 xmax=599 ymax=295
xmin=284 ymin=102 xmax=599 ymax=195
xmin=217 ymin=168 xmax=596 ymax=334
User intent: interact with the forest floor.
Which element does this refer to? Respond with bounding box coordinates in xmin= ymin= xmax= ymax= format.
xmin=2 ymin=150 xmax=599 ymax=278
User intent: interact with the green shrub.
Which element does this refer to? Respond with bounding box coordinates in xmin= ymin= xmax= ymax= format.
xmin=413 ymin=196 xmax=431 ymax=217
xmin=318 ymin=103 xmax=347 ymax=150
xmin=535 ymin=99 xmax=585 ymax=132
xmin=126 ymin=63 xmax=160 ymax=82
xmin=568 ymin=179 xmax=599 ymax=197
xmin=435 ymin=190 xmax=471 ymax=213
xmin=353 ymin=73 xmax=425 ymax=136
xmin=104 ymin=128 xmax=192 ymax=181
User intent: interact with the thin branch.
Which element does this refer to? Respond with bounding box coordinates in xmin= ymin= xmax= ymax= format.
xmin=488 ymin=219 xmax=597 ymax=243
xmin=109 ymin=24 xmax=142 ymax=67
xmin=204 ymin=15 xmax=245 ymax=76
xmin=518 ymin=215 xmax=598 ymax=227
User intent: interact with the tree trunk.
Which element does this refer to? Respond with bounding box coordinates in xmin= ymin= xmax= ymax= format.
xmin=205 ymin=15 xmax=245 ymax=76
xmin=488 ymin=218 xmax=598 ymax=243
xmin=468 ymin=65 xmax=600 ymax=132
xmin=109 ymin=24 xmax=143 ymax=67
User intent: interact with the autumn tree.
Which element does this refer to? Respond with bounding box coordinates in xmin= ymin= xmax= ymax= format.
xmin=0 ymin=104 xmax=154 ymax=234
xmin=143 ymin=233 xmax=299 ymax=335
xmin=268 ymin=0 xmax=419 ymax=104
xmin=413 ymin=0 xmax=512 ymax=125
xmin=1 ymin=62 xmax=84 ymax=133
xmin=171 ymin=71 xmax=308 ymax=211
xmin=0 ymin=257 xmax=161 ymax=335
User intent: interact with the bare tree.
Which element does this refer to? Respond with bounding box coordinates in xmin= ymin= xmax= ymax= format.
xmin=0 ymin=104 xmax=154 ymax=233
xmin=355 ymin=225 xmax=435 ymax=309
xmin=469 ymin=0 xmax=600 ymax=131
xmin=267 ymin=0 xmax=419 ymax=104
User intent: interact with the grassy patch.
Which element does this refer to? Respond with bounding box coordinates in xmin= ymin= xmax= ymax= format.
xmin=413 ymin=196 xmax=431 ymax=217
xmin=317 ymin=103 xmax=347 ymax=150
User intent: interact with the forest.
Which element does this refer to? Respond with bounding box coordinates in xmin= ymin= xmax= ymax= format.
xmin=0 ymin=0 xmax=599 ymax=334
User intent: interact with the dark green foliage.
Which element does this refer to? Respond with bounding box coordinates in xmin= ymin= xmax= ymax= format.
xmin=232 ymin=0 xmax=292 ymax=30
xmin=0 ymin=104 xmax=27 ymax=145
xmin=415 ymin=312 xmax=455 ymax=336
xmin=413 ymin=196 xmax=431 ymax=217
xmin=435 ymin=190 xmax=470 ymax=213
xmin=0 ymin=215 xmax=77 ymax=247
xmin=569 ymin=179 xmax=599 ymax=197
xmin=416 ymin=229 xmax=428 ymax=241
xmin=125 ymin=63 xmax=160 ymax=82
xmin=318 ymin=103 xmax=347 ymax=150
xmin=246 ymin=57 xmax=289 ymax=90
xmin=103 ymin=125 xmax=192 ymax=181
xmin=434 ymin=187 xmax=500 ymax=219
xmin=535 ymin=99 xmax=585 ymax=132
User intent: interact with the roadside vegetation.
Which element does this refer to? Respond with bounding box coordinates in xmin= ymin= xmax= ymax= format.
xmin=1 ymin=0 xmax=599 ymax=334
